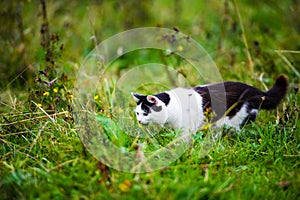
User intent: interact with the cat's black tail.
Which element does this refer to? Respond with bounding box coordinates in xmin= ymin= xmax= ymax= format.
xmin=261 ymin=75 xmax=289 ymax=110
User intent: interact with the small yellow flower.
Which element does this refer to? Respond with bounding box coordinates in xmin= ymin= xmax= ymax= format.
xmin=43 ymin=91 xmax=49 ymax=96
xmin=201 ymin=124 xmax=211 ymax=131
xmin=118 ymin=180 xmax=132 ymax=192
xmin=67 ymin=94 xmax=74 ymax=100
xmin=37 ymin=103 xmax=42 ymax=107
xmin=177 ymin=45 xmax=184 ymax=52
xmin=94 ymin=95 xmax=99 ymax=100
xmin=53 ymin=88 xmax=58 ymax=93
xmin=204 ymin=107 xmax=212 ymax=117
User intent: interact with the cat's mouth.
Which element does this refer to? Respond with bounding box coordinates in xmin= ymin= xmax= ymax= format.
xmin=138 ymin=121 xmax=149 ymax=125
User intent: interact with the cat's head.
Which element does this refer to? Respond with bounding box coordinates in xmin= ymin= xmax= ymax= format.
xmin=131 ymin=92 xmax=170 ymax=126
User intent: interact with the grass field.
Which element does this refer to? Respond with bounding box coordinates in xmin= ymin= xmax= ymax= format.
xmin=0 ymin=1 xmax=300 ymax=199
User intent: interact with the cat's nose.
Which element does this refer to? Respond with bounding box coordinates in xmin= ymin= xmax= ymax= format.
xmin=138 ymin=120 xmax=141 ymax=124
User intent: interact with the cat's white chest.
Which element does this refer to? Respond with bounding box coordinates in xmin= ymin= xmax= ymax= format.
xmin=166 ymin=88 xmax=205 ymax=132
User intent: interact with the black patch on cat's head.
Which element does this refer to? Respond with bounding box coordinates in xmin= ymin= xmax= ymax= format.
xmin=140 ymin=98 xmax=163 ymax=113
xmin=155 ymin=92 xmax=170 ymax=106
xmin=151 ymin=105 xmax=162 ymax=112
xmin=132 ymin=92 xmax=168 ymax=113
xmin=141 ymin=102 xmax=152 ymax=114
xmin=132 ymin=94 xmax=152 ymax=113
xmin=132 ymin=93 xmax=146 ymax=105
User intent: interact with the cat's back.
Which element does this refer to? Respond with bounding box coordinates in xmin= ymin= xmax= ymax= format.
xmin=193 ymin=81 xmax=265 ymax=106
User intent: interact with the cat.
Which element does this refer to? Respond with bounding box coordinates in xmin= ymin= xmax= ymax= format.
xmin=131 ymin=75 xmax=288 ymax=137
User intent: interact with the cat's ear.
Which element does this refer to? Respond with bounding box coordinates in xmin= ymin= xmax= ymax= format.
xmin=131 ymin=93 xmax=145 ymax=102
xmin=147 ymin=95 xmax=159 ymax=104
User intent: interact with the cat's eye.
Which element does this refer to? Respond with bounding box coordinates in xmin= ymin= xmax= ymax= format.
xmin=136 ymin=112 xmax=139 ymax=115
xmin=143 ymin=113 xmax=148 ymax=116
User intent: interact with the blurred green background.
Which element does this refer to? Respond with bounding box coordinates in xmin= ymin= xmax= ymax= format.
xmin=1 ymin=0 xmax=299 ymax=90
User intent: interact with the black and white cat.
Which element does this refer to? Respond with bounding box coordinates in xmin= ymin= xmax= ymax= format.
xmin=132 ymin=75 xmax=288 ymax=135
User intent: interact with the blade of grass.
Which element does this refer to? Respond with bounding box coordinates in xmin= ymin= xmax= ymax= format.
xmin=0 ymin=111 xmax=69 ymax=126
xmin=233 ymin=0 xmax=254 ymax=76
xmin=274 ymin=50 xmax=300 ymax=78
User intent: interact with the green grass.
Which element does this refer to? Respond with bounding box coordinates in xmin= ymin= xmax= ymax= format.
xmin=1 ymin=0 xmax=300 ymax=199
